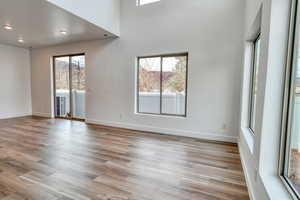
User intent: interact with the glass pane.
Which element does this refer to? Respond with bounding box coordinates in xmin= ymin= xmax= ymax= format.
xmin=162 ymin=56 xmax=187 ymax=115
xmin=285 ymin=34 xmax=300 ymax=192
xmin=55 ymin=57 xmax=70 ymax=118
xmin=138 ymin=57 xmax=161 ymax=114
xmin=71 ymin=55 xmax=86 ymax=119
xmin=139 ymin=0 xmax=160 ymax=5
xmin=250 ymin=37 xmax=261 ymax=132
xmin=285 ymin=7 xmax=300 ymax=193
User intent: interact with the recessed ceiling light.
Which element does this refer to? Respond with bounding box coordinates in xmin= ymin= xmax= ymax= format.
xmin=3 ymin=24 xmax=13 ymax=30
xmin=60 ymin=30 xmax=67 ymax=35
xmin=18 ymin=38 xmax=24 ymax=43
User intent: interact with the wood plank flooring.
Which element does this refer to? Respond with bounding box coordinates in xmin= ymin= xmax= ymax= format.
xmin=0 ymin=116 xmax=249 ymax=200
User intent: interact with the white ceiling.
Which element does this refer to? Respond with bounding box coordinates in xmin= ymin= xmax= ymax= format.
xmin=0 ymin=0 xmax=114 ymax=48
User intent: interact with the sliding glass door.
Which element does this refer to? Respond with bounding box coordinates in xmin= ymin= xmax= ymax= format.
xmin=71 ymin=55 xmax=86 ymax=119
xmin=54 ymin=54 xmax=86 ymax=120
xmin=54 ymin=56 xmax=71 ymax=118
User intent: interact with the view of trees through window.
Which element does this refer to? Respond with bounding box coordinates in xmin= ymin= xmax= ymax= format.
xmin=162 ymin=56 xmax=187 ymax=93
xmin=138 ymin=54 xmax=187 ymax=116
xmin=55 ymin=56 xmax=85 ymax=91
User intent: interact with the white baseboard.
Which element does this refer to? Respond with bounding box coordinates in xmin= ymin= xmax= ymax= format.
xmin=86 ymin=119 xmax=238 ymax=143
xmin=32 ymin=112 xmax=52 ymax=118
xmin=238 ymin=141 xmax=255 ymax=200
xmin=0 ymin=112 xmax=32 ymax=120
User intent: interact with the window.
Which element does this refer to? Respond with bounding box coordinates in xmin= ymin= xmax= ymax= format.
xmin=249 ymin=34 xmax=261 ymax=133
xmin=137 ymin=53 xmax=188 ymax=116
xmin=137 ymin=0 xmax=160 ymax=6
xmin=53 ymin=54 xmax=86 ymax=120
xmin=281 ymin=1 xmax=300 ymax=197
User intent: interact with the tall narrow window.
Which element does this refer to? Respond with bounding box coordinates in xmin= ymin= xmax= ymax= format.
xmin=249 ymin=34 xmax=261 ymax=133
xmin=282 ymin=1 xmax=300 ymax=197
xmin=137 ymin=53 xmax=188 ymax=116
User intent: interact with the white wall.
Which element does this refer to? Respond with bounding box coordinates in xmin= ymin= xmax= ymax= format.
xmin=46 ymin=0 xmax=120 ymax=36
xmin=239 ymin=0 xmax=293 ymax=199
xmin=0 ymin=44 xmax=32 ymax=119
xmin=245 ymin=0 xmax=262 ymax=33
xmin=31 ymin=0 xmax=245 ymax=142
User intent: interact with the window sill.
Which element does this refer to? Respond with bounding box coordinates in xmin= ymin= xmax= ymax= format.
xmin=241 ymin=127 xmax=254 ymax=154
xmin=260 ymin=173 xmax=294 ymax=200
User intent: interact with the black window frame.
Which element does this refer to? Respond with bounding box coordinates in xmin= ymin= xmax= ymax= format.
xmin=52 ymin=53 xmax=86 ymax=120
xmin=136 ymin=52 xmax=188 ymax=117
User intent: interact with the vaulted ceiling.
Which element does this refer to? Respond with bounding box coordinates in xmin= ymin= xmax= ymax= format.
xmin=0 ymin=0 xmax=115 ymax=48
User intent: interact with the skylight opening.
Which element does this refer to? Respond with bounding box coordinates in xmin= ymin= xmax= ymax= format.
xmin=138 ymin=0 xmax=160 ymax=6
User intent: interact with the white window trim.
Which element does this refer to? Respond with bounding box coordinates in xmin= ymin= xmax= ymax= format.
xmin=240 ymin=42 xmax=255 ymax=153
xmin=240 ymin=0 xmax=295 ymax=199
xmin=279 ymin=0 xmax=300 ymax=198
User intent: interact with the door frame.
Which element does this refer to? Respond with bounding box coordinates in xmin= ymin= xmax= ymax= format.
xmin=53 ymin=53 xmax=86 ymax=121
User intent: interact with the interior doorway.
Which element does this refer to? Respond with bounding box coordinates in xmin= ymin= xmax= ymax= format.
xmin=53 ymin=54 xmax=86 ymax=121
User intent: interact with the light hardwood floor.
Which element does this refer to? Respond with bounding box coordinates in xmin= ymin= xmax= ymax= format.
xmin=0 ymin=116 xmax=249 ymax=200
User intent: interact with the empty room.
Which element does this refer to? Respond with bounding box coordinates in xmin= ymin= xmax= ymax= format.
xmin=0 ymin=0 xmax=298 ymax=199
